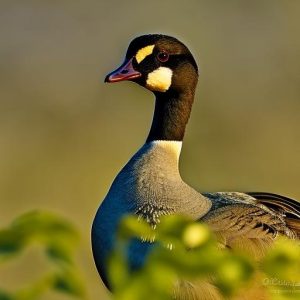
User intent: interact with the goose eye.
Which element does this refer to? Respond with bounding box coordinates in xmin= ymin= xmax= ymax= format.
xmin=157 ymin=52 xmax=169 ymax=62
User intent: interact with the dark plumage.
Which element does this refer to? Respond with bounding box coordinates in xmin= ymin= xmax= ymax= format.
xmin=92 ymin=34 xmax=300 ymax=299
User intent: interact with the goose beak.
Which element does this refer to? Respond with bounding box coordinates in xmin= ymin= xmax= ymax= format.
xmin=104 ymin=58 xmax=142 ymax=83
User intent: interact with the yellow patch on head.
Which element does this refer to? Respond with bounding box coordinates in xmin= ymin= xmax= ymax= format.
xmin=135 ymin=45 xmax=155 ymax=64
xmin=146 ymin=67 xmax=173 ymax=92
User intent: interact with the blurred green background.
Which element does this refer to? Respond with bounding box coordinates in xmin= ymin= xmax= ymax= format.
xmin=0 ymin=0 xmax=299 ymax=299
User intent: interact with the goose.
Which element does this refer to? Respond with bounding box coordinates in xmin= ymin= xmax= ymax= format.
xmin=91 ymin=34 xmax=300 ymax=298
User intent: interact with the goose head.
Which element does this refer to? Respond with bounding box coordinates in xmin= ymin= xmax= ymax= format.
xmin=105 ymin=34 xmax=199 ymax=95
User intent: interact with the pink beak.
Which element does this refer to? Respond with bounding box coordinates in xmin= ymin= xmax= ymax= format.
xmin=104 ymin=58 xmax=141 ymax=83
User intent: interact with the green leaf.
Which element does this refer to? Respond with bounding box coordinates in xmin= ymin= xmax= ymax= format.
xmin=12 ymin=211 xmax=79 ymax=244
xmin=53 ymin=268 xmax=85 ymax=298
xmin=46 ymin=238 xmax=75 ymax=265
xmin=182 ymin=223 xmax=211 ymax=249
xmin=108 ymin=251 xmax=130 ymax=291
xmin=0 ymin=211 xmax=85 ymax=299
xmin=0 ymin=229 xmax=25 ymax=258
xmin=214 ymin=254 xmax=254 ymax=296
xmin=145 ymin=262 xmax=177 ymax=296
xmin=0 ymin=290 xmax=12 ymax=300
xmin=157 ymin=215 xmax=191 ymax=243
xmin=262 ymin=237 xmax=300 ymax=282
xmin=117 ymin=215 xmax=154 ymax=242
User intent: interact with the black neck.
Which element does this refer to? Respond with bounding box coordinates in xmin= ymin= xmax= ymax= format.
xmin=146 ymin=89 xmax=195 ymax=143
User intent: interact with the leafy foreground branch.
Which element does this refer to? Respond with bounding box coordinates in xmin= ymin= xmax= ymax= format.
xmin=0 ymin=211 xmax=86 ymax=300
xmin=109 ymin=215 xmax=300 ymax=300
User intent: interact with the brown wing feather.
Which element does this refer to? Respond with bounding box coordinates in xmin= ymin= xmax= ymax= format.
xmin=247 ymin=192 xmax=300 ymax=238
xmin=201 ymin=203 xmax=287 ymax=259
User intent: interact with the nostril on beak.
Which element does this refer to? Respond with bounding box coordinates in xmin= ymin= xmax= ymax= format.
xmin=120 ymin=70 xmax=129 ymax=74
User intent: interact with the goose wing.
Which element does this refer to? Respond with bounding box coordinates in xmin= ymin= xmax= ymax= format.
xmin=246 ymin=192 xmax=300 ymax=238
xmin=200 ymin=192 xmax=299 ymax=257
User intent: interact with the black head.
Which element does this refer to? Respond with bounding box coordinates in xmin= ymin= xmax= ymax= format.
xmin=105 ymin=34 xmax=199 ymax=94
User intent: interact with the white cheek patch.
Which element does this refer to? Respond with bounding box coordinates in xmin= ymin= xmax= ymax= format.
xmin=135 ymin=45 xmax=155 ymax=64
xmin=146 ymin=67 xmax=173 ymax=92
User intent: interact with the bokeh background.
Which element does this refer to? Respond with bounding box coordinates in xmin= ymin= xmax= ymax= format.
xmin=1 ymin=0 xmax=300 ymax=299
